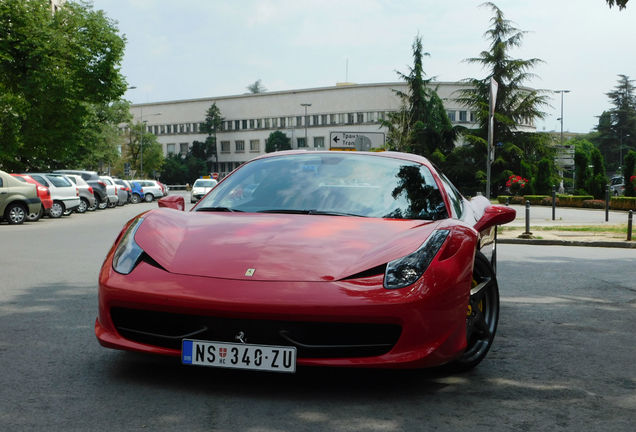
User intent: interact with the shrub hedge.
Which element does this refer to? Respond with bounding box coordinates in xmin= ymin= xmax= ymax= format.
xmin=610 ymin=196 xmax=636 ymax=211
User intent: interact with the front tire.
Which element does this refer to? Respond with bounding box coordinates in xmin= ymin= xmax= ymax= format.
xmin=130 ymin=193 xmax=141 ymax=204
xmin=448 ymin=251 xmax=500 ymax=372
xmin=5 ymin=203 xmax=27 ymax=224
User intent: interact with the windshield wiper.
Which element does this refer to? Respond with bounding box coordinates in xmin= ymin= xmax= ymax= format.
xmin=196 ymin=206 xmax=242 ymax=212
xmin=256 ymin=209 xmax=364 ymax=217
xmin=257 ymin=209 xmax=311 ymax=214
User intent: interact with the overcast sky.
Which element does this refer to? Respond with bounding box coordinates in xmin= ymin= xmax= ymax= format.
xmin=90 ymin=0 xmax=636 ymax=134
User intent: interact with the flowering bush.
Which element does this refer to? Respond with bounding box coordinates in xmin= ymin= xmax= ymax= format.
xmin=505 ymin=175 xmax=528 ymax=196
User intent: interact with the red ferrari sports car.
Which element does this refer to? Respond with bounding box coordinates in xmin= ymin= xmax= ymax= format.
xmin=96 ymin=151 xmax=515 ymax=372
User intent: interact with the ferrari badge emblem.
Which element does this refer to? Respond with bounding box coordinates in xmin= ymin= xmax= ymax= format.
xmin=245 ymin=268 xmax=255 ymax=277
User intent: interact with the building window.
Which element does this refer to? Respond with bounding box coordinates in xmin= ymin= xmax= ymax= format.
xmin=378 ymin=112 xmax=385 ymax=121
xmin=446 ymin=110 xmax=456 ymax=122
xmin=257 ymin=119 xmax=262 ymax=129
xmin=280 ymin=117 xmax=286 ymax=128
xmin=297 ymin=137 xmax=306 ymax=148
xmin=330 ymin=114 xmax=337 ymax=125
xmin=357 ymin=112 xmax=364 ymax=123
xmin=234 ymin=120 xmax=240 ymax=130
xmin=180 ymin=143 xmax=188 ymax=155
xmin=264 ymin=118 xmax=271 ymax=129
xmin=338 ymin=113 xmax=345 ymax=124
xmin=167 ymin=143 xmax=176 ymax=155
xmin=296 ymin=116 xmax=302 ymax=127
xmin=321 ymin=114 xmax=328 ymax=125
xmin=470 ymin=111 xmax=475 ymax=122
xmin=314 ymin=136 xmax=325 ymax=148
xmin=242 ymin=120 xmax=247 ymax=129
xmin=347 ymin=113 xmax=354 ymax=124
xmin=235 ymin=140 xmax=245 ymax=152
xmin=249 ymin=119 xmax=255 ymax=129
xmin=312 ymin=115 xmax=319 ymax=126
xmin=221 ymin=141 xmax=230 ymax=153
xmin=250 ymin=139 xmax=260 ymax=152
xmin=459 ymin=111 xmax=467 ymax=122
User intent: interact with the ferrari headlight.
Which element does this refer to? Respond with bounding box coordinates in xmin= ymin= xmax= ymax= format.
xmin=384 ymin=230 xmax=449 ymax=289
xmin=112 ymin=217 xmax=145 ymax=274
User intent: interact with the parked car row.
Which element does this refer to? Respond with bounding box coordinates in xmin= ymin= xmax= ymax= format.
xmin=0 ymin=168 xmax=168 ymax=225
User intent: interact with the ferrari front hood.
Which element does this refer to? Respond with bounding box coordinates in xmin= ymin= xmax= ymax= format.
xmin=134 ymin=208 xmax=440 ymax=281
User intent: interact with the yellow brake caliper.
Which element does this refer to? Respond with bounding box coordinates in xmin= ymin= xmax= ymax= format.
xmin=467 ymin=278 xmax=483 ymax=316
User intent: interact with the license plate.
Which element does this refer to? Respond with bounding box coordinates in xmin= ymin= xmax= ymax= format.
xmin=181 ymin=339 xmax=297 ymax=373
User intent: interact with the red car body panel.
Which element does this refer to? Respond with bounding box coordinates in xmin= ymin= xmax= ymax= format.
xmin=11 ymin=173 xmax=53 ymax=210
xmin=135 ymin=209 xmax=438 ymax=281
xmin=96 ymin=151 xmax=515 ymax=369
xmin=96 ymin=218 xmax=477 ymax=368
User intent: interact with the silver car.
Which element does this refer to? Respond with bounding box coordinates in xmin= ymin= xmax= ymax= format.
xmin=64 ymin=174 xmax=97 ymax=212
xmin=190 ymin=178 xmax=218 ymax=203
xmin=99 ymin=176 xmax=121 ymax=208
xmin=27 ymin=173 xmax=81 ymax=218
xmin=132 ymin=179 xmax=165 ymax=202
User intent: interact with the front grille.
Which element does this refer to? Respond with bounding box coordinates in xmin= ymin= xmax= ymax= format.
xmin=111 ymin=307 xmax=401 ymax=358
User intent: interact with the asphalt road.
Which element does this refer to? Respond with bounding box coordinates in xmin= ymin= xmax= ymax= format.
xmin=1 ymin=200 xmax=635 ymax=431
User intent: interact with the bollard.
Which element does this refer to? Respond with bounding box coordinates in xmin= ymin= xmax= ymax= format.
xmin=552 ymin=185 xmax=556 ymax=221
xmin=524 ymin=200 xmax=531 ymax=235
xmin=506 ymin=197 xmax=510 ymax=206
xmin=605 ymin=186 xmax=610 ymax=222
xmin=628 ymin=210 xmax=633 ymax=241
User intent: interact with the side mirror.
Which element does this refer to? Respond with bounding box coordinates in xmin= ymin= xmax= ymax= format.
xmin=158 ymin=195 xmax=185 ymax=211
xmin=474 ymin=205 xmax=516 ymax=232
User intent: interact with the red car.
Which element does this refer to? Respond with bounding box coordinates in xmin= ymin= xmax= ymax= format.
xmin=11 ymin=173 xmax=53 ymax=221
xmin=96 ymin=151 xmax=515 ymax=373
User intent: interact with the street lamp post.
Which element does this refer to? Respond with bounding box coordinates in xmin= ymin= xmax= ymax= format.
xmin=554 ymin=90 xmax=571 ymax=191
xmin=301 ymin=103 xmax=311 ymax=148
xmin=554 ymin=90 xmax=570 ymax=146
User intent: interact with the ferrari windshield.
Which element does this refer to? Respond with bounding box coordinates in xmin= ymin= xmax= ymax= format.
xmin=196 ymin=153 xmax=448 ymax=220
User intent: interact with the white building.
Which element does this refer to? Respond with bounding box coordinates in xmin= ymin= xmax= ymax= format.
xmin=127 ymin=82 xmax=536 ymax=176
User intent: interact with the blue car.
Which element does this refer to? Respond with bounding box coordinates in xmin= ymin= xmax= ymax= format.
xmin=128 ymin=181 xmax=144 ymax=204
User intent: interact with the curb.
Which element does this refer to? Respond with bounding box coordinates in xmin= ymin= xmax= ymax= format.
xmin=499 ymin=238 xmax=636 ymax=249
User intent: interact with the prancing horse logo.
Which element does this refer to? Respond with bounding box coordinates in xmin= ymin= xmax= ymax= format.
xmin=235 ymin=331 xmax=246 ymax=344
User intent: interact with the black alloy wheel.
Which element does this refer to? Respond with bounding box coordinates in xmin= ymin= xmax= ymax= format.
xmin=449 ymin=251 xmax=500 ymax=372
xmin=5 ymin=203 xmax=27 ymax=225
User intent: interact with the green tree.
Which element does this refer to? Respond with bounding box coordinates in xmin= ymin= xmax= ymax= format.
xmin=586 ymin=147 xmax=608 ymax=198
xmin=126 ymin=122 xmax=163 ymax=178
xmin=384 ymin=36 xmax=457 ymax=158
xmin=0 ymin=0 xmax=127 ymax=171
xmin=606 ymin=0 xmax=629 ymax=9
xmin=604 ymin=75 xmax=636 ymax=170
xmin=533 ymin=158 xmax=554 ymax=195
xmin=450 ymin=2 xmax=550 ymax=196
xmin=246 ymin=80 xmax=267 ymax=94
xmin=624 ymin=150 xmax=636 ymax=196
xmin=200 ymin=103 xmax=224 ymax=172
xmin=266 ymin=131 xmax=292 ymax=153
